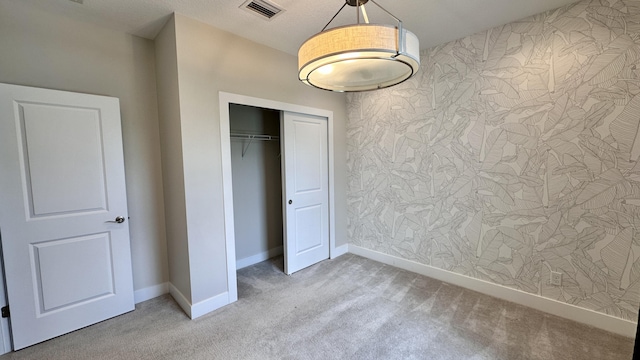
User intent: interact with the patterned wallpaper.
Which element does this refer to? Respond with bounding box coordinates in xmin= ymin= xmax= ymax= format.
xmin=346 ymin=0 xmax=640 ymax=321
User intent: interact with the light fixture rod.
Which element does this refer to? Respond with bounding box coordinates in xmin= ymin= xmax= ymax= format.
xmin=321 ymin=2 xmax=348 ymax=31
xmin=361 ymin=5 xmax=370 ymax=24
xmin=321 ymin=0 xmax=402 ymax=32
xmin=367 ymin=0 xmax=403 ymax=54
xmin=397 ymin=21 xmax=404 ymax=54
xmin=368 ymin=0 xmax=400 ymax=23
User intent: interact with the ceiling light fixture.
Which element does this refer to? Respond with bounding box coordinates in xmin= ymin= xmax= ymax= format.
xmin=298 ymin=0 xmax=420 ymax=92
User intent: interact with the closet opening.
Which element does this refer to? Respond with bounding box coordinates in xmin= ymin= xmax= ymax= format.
xmin=219 ymin=91 xmax=336 ymax=304
xmin=229 ymin=104 xmax=284 ymax=276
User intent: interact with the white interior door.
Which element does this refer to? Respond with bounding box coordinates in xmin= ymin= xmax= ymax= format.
xmin=0 ymin=83 xmax=135 ymax=350
xmin=281 ymin=111 xmax=329 ymax=274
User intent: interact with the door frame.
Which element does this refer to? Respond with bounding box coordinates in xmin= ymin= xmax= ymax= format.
xmin=0 ymin=249 xmax=11 ymax=354
xmin=218 ymin=92 xmax=336 ymax=302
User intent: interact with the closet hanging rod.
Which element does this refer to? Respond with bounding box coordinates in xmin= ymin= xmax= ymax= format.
xmin=230 ymin=132 xmax=280 ymax=141
xmin=230 ymin=132 xmax=280 ymax=158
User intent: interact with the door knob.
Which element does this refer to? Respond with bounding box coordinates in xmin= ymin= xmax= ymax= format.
xmin=288 ymin=200 xmax=293 ymax=205
xmin=106 ymin=216 xmax=125 ymax=224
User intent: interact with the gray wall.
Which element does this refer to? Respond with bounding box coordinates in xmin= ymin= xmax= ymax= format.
xmin=160 ymin=13 xmax=348 ymax=305
xmin=154 ymin=16 xmax=191 ymax=300
xmin=347 ymin=0 xmax=640 ymax=321
xmin=0 ymin=0 xmax=168 ymax=293
xmin=230 ymin=105 xmax=283 ymax=265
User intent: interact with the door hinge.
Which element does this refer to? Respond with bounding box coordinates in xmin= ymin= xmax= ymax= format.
xmin=1 ymin=306 xmax=9 ymax=318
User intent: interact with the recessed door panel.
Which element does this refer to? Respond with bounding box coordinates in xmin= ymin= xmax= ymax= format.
xmin=294 ymin=205 xmax=323 ymax=254
xmin=19 ymin=103 xmax=107 ymax=218
xmin=33 ymin=233 xmax=114 ymax=313
xmin=293 ymin=121 xmax=322 ymax=193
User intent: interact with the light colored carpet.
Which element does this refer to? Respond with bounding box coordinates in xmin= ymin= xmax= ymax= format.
xmin=0 ymin=254 xmax=635 ymax=359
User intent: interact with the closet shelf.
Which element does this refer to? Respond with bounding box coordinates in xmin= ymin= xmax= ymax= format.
xmin=230 ymin=132 xmax=280 ymax=157
xmin=230 ymin=133 xmax=280 ymax=141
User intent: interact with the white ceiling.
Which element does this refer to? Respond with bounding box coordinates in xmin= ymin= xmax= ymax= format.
xmin=23 ymin=0 xmax=580 ymax=55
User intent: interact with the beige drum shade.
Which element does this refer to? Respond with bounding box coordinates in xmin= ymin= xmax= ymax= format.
xmin=298 ymin=24 xmax=420 ymax=92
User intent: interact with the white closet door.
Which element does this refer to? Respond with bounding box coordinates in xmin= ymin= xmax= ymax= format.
xmin=0 ymin=83 xmax=135 ymax=350
xmin=281 ymin=111 xmax=329 ymax=274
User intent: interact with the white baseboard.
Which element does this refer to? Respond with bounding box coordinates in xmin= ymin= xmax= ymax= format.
xmin=134 ymin=282 xmax=169 ymax=304
xmin=332 ymin=244 xmax=348 ymax=258
xmin=191 ymin=292 xmax=230 ymax=319
xmin=236 ymin=246 xmax=283 ymax=270
xmin=168 ymin=283 xmax=232 ymax=319
xmin=168 ymin=283 xmax=192 ymax=318
xmin=348 ymin=244 xmax=637 ymax=338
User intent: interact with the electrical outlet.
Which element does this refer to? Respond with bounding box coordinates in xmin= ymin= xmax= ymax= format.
xmin=550 ymin=271 xmax=562 ymax=286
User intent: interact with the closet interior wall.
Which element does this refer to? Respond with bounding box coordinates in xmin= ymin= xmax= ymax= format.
xmin=229 ymin=104 xmax=283 ymax=269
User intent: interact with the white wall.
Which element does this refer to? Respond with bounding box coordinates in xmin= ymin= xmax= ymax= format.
xmin=0 ymin=0 xmax=169 ymax=294
xmin=229 ymin=105 xmax=283 ymax=265
xmin=162 ymin=13 xmax=348 ymax=306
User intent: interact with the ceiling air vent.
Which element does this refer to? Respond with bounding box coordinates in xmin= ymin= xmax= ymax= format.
xmin=241 ymin=0 xmax=285 ymax=20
